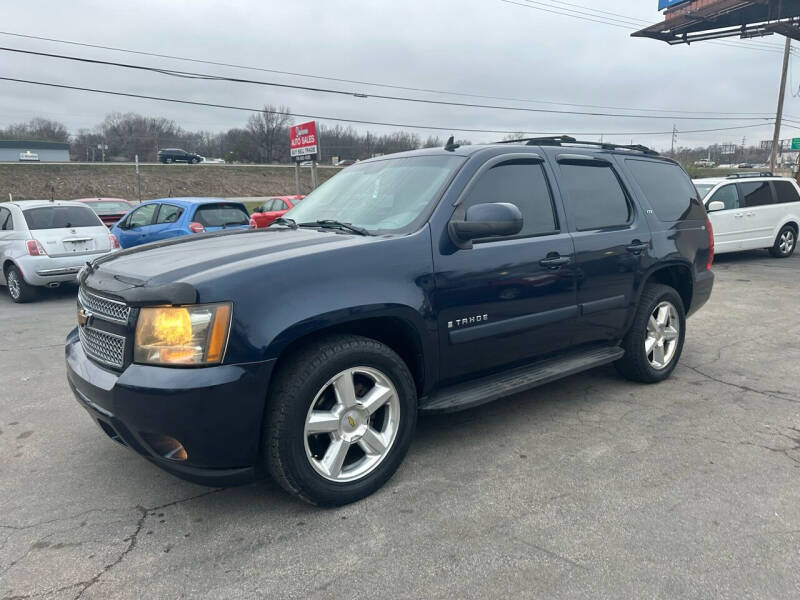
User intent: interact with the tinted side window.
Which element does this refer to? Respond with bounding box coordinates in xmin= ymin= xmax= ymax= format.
xmin=625 ymin=159 xmax=696 ymax=221
xmin=461 ymin=160 xmax=558 ymax=238
xmin=558 ymin=164 xmax=631 ymax=230
xmin=0 ymin=208 xmax=11 ymax=230
xmin=708 ymin=185 xmax=740 ymax=210
xmin=128 ymin=204 xmax=158 ymax=228
xmin=738 ymin=182 xmax=773 ymax=207
xmin=155 ymin=204 xmax=183 ymax=224
xmin=772 ymin=181 xmax=800 ymax=205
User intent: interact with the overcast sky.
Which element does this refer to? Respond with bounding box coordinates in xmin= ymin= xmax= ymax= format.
xmin=1 ymin=0 xmax=797 ymax=151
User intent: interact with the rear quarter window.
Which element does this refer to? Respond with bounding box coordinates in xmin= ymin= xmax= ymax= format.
xmin=23 ymin=206 xmax=102 ymax=230
xmin=772 ymin=181 xmax=800 ymax=204
xmin=625 ymin=159 xmax=698 ymax=221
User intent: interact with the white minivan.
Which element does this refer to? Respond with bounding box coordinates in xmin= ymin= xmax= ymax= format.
xmin=694 ymin=174 xmax=800 ymax=258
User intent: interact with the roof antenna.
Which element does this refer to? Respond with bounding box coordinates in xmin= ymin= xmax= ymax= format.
xmin=444 ymin=136 xmax=460 ymax=152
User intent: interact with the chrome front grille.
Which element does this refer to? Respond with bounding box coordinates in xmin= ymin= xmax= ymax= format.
xmin=78 ymin=325 xmax=126 ymax=369
xmin=78 ymin=288 xmax=130 ymax=324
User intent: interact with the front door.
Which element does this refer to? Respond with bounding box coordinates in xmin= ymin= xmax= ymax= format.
xmin=706 ymin=183 xmax=744 ymax=253
xmin=432 ymin=158 xmax=578 ymax=384
xmin=553 ymin=154 xmax=651 ymax=345
xmin=118 ymin=204 xmax=158 ymax=248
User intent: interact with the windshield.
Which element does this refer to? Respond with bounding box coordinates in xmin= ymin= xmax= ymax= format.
xmin=285 ymin=155 xmax=465 ymax=234
xmin=694 ymin=183 xmax=716 ymax=200
xmin=23 ymin=206 xmax=103 ymax=230
xmin=87 ymin=201 xmax=132 ymax=213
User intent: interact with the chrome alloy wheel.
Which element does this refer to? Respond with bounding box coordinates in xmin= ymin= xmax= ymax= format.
xmin=7 ymin=270 xmax=21 ymax=300
xmin=645 ymin=301 xmax=680 ymax=370
xmin=303 ymin=366 xmax=401 ymax=483
xmin=779 ymin=229 xmax=795 ymax=254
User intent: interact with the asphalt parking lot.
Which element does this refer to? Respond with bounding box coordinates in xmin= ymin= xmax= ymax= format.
xmin=1 ymin=251 xmax=798 ymax=600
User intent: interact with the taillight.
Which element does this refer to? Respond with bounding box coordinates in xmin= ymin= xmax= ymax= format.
xmin=108 ymin=233 xmax=120 ymax=249
xmin=249 ymin=217 xmax=257 ymax=229
xmin=26 ymin=240 xmax=47 ymax=256
xmin=705 ymin=216 xmax=714 ymax=270
xmin=189 ymin=222 xmax=205 ymax=234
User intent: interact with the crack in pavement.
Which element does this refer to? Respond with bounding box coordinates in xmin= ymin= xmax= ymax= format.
xmin=683 ymin=364 xmax=798 ymax=404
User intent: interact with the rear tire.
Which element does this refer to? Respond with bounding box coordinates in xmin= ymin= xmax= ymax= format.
xmin=165 ymin=157 xmax=174 ymax=164
xmin=265 ymin=334 xmax=417 ymax=506
xmin=769 ymin=225 xmax=797 ymax=258
xmin=5 ymin=265 xmax=36 ymax=303
xmin=615 ymin=284 xmax=685 ymax=383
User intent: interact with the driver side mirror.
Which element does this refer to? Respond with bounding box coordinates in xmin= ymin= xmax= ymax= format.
xmin=707 ymin=200 xmax=725 ymax=212
xmin=449 ymin=202 xmax=523 ymax=248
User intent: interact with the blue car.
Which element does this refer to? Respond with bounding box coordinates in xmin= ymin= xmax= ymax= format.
xmin=111 ymin=198 xmax=251 ymax=249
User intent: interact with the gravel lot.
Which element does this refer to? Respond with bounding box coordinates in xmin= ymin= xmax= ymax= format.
xmin=1 ymin=251 xmax=798 ymax=599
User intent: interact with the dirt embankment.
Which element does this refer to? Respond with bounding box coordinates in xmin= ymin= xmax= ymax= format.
xmin=0 ymin=163 xmax=340 ymax=201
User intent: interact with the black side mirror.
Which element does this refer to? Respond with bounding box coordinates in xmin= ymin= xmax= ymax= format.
xmin=449 ymin=202 xmax=523 ymax=248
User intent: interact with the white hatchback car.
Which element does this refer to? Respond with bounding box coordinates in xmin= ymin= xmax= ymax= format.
xmin=694 ymin=174 xmax=800 ymax=258
xmin=0 ymin=200 xmax=120 ymax=302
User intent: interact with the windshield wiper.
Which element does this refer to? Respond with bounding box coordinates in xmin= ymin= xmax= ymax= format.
xmin=298 ymin=220 xmax=371 ymax=236
xmin=268 ymin=217 xmax=298 ymax=230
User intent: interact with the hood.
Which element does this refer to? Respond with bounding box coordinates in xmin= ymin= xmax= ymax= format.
xmin=82 ymin=227 xmax=370 ymax=300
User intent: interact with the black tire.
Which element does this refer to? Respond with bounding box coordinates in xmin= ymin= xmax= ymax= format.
xmin=5 ymin=264 xmax=36 ymax=303
xmin=615 ymin=283 xmax=686 ymax=384
xmin=165 ymin=157 xmax=174 ymax=164
xmin=190 ymin=157 xmax=199 ymax=164
xmin=265 ymin=334 xmax=417 ymax=506
xmin=769 ymin=225 xmax=797 ymax=258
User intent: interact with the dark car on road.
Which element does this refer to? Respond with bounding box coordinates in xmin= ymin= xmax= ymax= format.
xmin=157 ymin=148 xmax=202 ymax=164
xmin=66 ymin=136 xmax=714 ymax=506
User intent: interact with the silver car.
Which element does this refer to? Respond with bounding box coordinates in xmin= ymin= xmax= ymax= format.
xmin=0 ymin=200 xmax=119 ymax=302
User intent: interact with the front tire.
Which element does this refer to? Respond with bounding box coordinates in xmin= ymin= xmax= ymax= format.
xmin=5 ymin=265 xmax=36 ymax=303
xmin=769 ymin=225 xmax=797 ymax=258
xmin=615 ymin=283 xmax=686 ymax=383
xmin=265 ymin=334 xmax=417 ymax=506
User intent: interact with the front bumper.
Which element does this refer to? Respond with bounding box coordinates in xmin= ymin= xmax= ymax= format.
xmin=65 ymin=328 xmax=276 ymax=486
xmin=18 ymin=251 xmax=115 ymax=286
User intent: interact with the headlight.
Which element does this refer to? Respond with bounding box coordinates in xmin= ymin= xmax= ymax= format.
xmin=134 ymin=303 xmax=232 ymax=366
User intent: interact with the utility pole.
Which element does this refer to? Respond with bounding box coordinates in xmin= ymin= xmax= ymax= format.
xmin=770 ymin=36 xmax=792 ymax=173
xmin=671 ymin=124 xmax=677 ymax=156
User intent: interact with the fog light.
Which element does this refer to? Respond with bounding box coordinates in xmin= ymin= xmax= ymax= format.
xmin=141 ymin=432 xmax=188 ymax=461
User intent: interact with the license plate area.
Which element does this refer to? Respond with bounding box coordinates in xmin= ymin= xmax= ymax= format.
xmin=65 ymin=240 xmax=93 ymax=252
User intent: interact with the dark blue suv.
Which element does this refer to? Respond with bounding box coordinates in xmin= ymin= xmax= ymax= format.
xmin=66 ymin=137 xmax=714 ymax=505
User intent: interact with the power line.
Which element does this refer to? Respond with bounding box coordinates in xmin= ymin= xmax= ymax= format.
xmin=0 ymin=30 xmax=784 ymax=117
xmin=0 ymin=75 xmax=778 ymax=137
xmin=0 ymin=46 xmax=776 ymax=123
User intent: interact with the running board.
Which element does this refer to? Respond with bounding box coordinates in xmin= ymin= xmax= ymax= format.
xmin=419 ymin=346 xmax=625 ymax=414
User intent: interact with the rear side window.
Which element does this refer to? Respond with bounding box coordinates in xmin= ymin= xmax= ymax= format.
xmin=0 ymin=207 xmax=12 ymax=230
xmin=461 ymin=160 xmax=558 ymax=238
xmin=23 ymin=206 xmax=102 ymax=230
xmin=738 ymin=182 xmax=774 ymax=207
xmin=772 ymin=181 xmax=800 ymax=204
xmin=625 ymin=159 xmax=696 ymax=221
xmin=193 ymin=203 xmax=250 ymax=227
xmin=708 ymin=185 xmax=740 ymax=210
xmin=155 ymin=204 xmax=184 ymax=224
xmin=558 ymin=164 xmax=631 ymax=230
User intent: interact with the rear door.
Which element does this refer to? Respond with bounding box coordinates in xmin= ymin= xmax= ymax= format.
xmin=736 ymin=181 xmax=775 ymax=249
xmin=552 ymin=153 xmax=651 ymax=345
xmin=146 ymin=203 xmax=185 ymax=241
xmin=21 ymin=205 xmax=110 ymax=256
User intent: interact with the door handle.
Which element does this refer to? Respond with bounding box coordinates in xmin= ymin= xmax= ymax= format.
xmin=539 ymin=255 xmax=572 ymax=269
xmin=625 ymin=241 xmax=649 ymax=253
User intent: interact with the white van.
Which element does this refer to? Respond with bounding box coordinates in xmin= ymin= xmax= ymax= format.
xmin=693 ymin=174 xmax=799 ymax=258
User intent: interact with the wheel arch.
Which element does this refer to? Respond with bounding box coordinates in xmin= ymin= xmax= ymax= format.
xmin=636 ymin=261 xmax=694 ymax=315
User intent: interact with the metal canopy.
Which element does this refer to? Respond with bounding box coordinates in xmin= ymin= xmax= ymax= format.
xmin=632 ymin=0 xmax=800 ymax=44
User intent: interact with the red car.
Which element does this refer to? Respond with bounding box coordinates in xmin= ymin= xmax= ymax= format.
xmin=249 ymin=195 xmax=304 ymax=228
xmin=74 ymin=198 xmax=136 ymax=228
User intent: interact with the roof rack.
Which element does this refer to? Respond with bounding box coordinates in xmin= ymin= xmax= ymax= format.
xmin=495 ymin=135 xmax=659 ymax=156
xmin=725 ymin=172 xmax=773 ymax=179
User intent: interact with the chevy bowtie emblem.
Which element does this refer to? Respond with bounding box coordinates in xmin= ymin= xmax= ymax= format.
xmin=77 ymin=307 xmax=92 ymax=327
xmin=347 ymin=416 xmax=356 ymax=428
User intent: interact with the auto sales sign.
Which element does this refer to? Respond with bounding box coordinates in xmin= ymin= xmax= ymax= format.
xmin=290 ymin=121 xmax=318 ymax=159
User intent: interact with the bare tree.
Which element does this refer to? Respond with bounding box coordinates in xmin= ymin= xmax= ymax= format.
xmin=247 ymin=105 xmax=291 ymax=163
